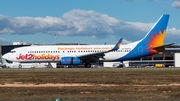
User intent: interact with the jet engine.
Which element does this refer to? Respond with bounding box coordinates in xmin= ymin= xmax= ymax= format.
xmin=61 ymin=57 xmax=81 ymax=65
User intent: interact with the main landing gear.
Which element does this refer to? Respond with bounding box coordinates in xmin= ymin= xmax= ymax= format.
xmin=18 ymin=64 xmax=22 ymax=69
xmin=84 ymin=63 xmax=91 ymax=68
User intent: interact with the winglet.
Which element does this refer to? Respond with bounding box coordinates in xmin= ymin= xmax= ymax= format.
xmin=112 ymin=38 xmax=123 ymax=50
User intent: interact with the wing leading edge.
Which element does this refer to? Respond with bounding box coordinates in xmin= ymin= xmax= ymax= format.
xmin=77 ymin=38 xmax=123 ymax=62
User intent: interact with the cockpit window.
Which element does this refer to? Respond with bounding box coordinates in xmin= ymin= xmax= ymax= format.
xmin=10 ymin=51 xmax=16 ymax=53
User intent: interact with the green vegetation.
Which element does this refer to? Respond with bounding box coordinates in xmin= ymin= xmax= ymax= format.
xmin=1 ymin=68 xmax=180 ymax=100
xmin=2 ymin=68 xmax=180 ymax=73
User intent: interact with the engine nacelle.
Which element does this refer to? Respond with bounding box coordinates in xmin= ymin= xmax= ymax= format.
xmin=61 ymin=57 xmax=81 ymax=65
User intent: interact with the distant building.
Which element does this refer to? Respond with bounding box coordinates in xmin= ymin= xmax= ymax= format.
xmin=13 ymin=42 xmax=27 ymax=45
xmin=128 ymin=46 xmax=180 ymax=67
xmin=1 ymin=45 xmax=30 ymax=55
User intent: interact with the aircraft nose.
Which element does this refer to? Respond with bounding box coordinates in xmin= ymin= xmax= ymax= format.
xmin=2 ymin=53 xmax=9 ymax=60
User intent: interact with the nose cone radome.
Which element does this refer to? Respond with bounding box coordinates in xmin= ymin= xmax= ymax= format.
xmin=2 ymin=53 xmax=9 ymax=60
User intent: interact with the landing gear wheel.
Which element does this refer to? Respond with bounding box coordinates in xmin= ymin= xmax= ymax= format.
xmin=19 ymin=65 xmax=22 ymax=69
xmin=84 ymin=63 xmax=91 ymax=68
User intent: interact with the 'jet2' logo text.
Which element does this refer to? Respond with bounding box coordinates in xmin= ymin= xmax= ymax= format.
xmin=16 ymin=54 xmax=60 ymax=61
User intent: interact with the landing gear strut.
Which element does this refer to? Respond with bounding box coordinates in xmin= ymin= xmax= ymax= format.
xmin=84 ymin=63 xmax=91 ymax=68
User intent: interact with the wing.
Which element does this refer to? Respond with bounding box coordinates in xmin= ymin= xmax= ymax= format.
xmin=77 ymin=38 xmax=123 ymax=62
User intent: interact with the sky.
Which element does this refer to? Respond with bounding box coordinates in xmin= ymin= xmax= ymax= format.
xmin=0 ymin=0 xmax=180 ymax=45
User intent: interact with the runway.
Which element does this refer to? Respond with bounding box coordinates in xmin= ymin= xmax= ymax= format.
xmin=0 ymin=67 xmax=179 ymax=70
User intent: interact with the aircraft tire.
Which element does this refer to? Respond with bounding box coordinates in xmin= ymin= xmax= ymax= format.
xmin=19 ymin=65 xmax=22 ymax=69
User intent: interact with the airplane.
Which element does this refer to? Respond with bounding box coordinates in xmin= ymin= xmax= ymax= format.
xmin=0 ymin=55 xmax=47 ymax=68
xmin=2 ymin=14 xmax=173 ymax=68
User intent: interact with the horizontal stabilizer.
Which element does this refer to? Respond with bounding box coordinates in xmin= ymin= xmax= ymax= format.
xmin=153 ymin=43 xmax=175 ymax=52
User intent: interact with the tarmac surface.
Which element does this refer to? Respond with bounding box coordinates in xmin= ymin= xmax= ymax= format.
xmin=0 ymin=67 xmax=179 ymax=70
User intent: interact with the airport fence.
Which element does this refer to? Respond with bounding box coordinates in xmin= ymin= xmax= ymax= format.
xmin=2 ymin=98 xmax=180 ymax=101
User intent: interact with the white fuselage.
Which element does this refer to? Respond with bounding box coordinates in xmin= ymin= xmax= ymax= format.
xmin=3 ymin=42 xmax=138 ymax=63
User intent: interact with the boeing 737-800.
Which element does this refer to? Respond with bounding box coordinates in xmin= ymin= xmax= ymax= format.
xmin=2 ymin=14 xmax=173 ymax=68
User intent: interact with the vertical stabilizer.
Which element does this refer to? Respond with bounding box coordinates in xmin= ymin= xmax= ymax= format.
xmin=115 ymin=14 xmax=170 ymax=61
xmin=138 ymin=14 xmax=170 ymax=55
